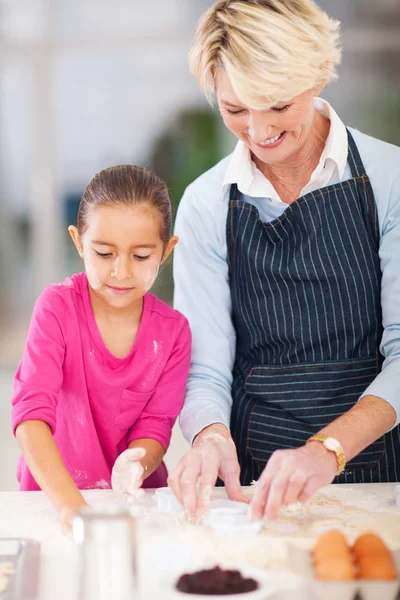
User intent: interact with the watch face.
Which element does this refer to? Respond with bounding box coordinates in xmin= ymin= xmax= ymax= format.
xmin=325 ymin=437 xmax=340 ymax=451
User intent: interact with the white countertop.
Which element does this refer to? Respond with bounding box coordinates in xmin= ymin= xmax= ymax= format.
xmin=0 ymin=483 xmax=399 ymax=600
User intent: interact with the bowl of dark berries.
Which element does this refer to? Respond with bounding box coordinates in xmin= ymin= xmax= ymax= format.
xmin=168 ymin=565 xmax=275 ymax=599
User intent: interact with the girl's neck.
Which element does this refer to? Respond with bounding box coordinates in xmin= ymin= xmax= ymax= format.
xmin=253 ymin=111 xmax=330 ymax=204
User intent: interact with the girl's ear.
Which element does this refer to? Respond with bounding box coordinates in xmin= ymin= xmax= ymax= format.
xmin=68 ymin=225 xmax=84 ymax=258
xmin=161 ymin=236 xmax=179 ymax=263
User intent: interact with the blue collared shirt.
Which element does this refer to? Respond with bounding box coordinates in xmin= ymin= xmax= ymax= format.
xmin=174 ymin=101 xmax=400 ymax=444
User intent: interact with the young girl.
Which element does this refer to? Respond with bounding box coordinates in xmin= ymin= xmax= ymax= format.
xmin=11 ymin=165 xmax=191 ymax=528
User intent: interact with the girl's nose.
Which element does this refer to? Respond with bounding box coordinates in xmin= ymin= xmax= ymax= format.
xmin=111 ymin=257 xmax=132 ymax=281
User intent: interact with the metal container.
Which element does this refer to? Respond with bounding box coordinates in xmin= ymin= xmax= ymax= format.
xmin=73 ymin=506 xmax=137 ymax=600
xmin=0 ymin=538 xmax=40 ymax=600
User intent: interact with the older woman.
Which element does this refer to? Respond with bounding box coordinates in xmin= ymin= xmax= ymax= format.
xmin=169 ymin=0 xmax=400 ymax=522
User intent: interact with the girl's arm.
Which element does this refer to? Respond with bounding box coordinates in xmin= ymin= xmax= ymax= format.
xmin=12 ymin=287 xmax=87 ymax=527
xmin=128 ymin=438 xmax=165 ymax=480
xmin=16 ymin=420 xmax=88 ymax=520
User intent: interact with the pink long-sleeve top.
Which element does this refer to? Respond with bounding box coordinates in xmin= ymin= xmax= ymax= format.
xmin=11 ymin=272 xmax=191 ymax=491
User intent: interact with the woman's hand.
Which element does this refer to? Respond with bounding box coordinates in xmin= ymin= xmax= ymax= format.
xmin=250 ymin=442 xmax=337 ymax=520
xmin=168 ymin=424 xmax=248 ymax=522
xmin=111 ymin=447 xmax=146 ymax=502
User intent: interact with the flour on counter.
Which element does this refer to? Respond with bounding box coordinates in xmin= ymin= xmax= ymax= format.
xmin=260 ymin=489 xmax=400 ymax=548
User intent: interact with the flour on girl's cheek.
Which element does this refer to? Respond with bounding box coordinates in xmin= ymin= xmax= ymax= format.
xmin=86 ymin=263 xmax=101 ymax=290
xmin=142 ymin=261 xmax=160 ymax=293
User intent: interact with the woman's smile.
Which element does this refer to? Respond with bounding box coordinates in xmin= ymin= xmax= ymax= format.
xmin=250 ymin=130 xmax=287 ymax=149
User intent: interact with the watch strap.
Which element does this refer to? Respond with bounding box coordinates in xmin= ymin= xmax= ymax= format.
xmin=306 ymin=434 xmax=346 ymax=476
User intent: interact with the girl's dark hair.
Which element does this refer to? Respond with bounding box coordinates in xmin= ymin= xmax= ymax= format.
xmin=77 ymin=165 xmax=172 ymax=244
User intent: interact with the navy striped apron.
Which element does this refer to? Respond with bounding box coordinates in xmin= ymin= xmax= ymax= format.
xmin=228 ymin=129 xmax=400 ymax=485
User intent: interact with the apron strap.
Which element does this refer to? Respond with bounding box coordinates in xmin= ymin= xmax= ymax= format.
xmin=229 ymin=182 xmax=239 ymax=201
xmin=227 ymin=183 xmax=239 ymax=273
xmin=346 ymin=128 xmax=380 ymax=247
xmin=346 ymin=128 xmax=366 ymax=178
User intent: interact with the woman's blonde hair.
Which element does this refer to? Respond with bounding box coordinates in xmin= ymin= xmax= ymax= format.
xmin=189 ymin=0 xmax=341 ymax=109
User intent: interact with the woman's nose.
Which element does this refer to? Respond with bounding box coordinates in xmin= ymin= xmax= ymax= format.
xmin=248 ymin=111 xmax=275 ymax=144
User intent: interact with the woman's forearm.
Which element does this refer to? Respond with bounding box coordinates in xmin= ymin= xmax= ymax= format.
xmin=15 ymin=420 xmax=87 ymax=513
xmin=128 ymin=438 xmax=165 ymax=480
xmin=317 ymin=395 xmax=396 ymax=462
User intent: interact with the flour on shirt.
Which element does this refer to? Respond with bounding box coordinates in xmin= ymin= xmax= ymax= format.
xmin=95 ymin=480 xmax=111 ymax=489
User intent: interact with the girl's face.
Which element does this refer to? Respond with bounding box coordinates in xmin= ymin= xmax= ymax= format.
xmin=69 ymin=204 xmax=177 ymax=310
xmin=215 ymin=69 xmax=324 ymax=167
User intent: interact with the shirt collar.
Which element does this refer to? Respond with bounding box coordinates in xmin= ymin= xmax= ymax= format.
xmin=221 ymin=98 xmax=348 ymax=200
xmin=314 ymin=97 xmax=348 ymax=180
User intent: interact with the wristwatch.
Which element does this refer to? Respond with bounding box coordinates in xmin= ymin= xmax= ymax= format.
xmin=306 ymin=434 xmax=346 ymax=476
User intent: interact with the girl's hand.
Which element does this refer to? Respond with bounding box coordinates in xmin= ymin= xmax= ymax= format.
xmin=250 ymin=442 xmax=337 ymax=521
xmin=168 ymin=424 xmax=248 ymax=523
xmin=59 ymin=500 xmax=89 ymax=536
xmin=111 ymin=447 xmax=146 ymax=502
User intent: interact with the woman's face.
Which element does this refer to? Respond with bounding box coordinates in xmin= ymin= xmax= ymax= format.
xmin=215 ymin=69 xmax=323 ymax=167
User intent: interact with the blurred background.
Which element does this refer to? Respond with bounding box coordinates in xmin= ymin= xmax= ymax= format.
xmin=0 ymin=0 xmax=399 ymax=490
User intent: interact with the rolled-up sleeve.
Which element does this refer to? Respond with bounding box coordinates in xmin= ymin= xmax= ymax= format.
xmin=173 ymin=185 xmax=236 ymax=445
xmin=127 ymin=316 xmax=192 ymax=451
xmin=360 ymin=172 xmax=400 ymax=427
xmin=11 ymin=288 xmax=67 ymax=435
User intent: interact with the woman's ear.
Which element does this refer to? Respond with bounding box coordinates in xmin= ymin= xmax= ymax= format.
xmin=161 ymin=236 xmax=179 ymax=263
xmin=68 ymin=225 xmax=84 ymax=258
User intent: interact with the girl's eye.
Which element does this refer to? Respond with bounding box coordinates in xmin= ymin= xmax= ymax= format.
xmin=95 ymin=250 xmax=112 ymax=258
xmin=134 ymin=255 xmax=150 ymax=261
xmin=226 ymin=108 xmax=245 ymax=116
xmin=272 ymin=104 xmax=291 ymax=113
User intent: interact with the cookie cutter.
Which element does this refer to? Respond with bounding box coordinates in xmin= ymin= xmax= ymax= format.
xmin=154 ymin=487 xmax=184 ymax=514
xmin=203 ymin=499 xmax=262 ymax=538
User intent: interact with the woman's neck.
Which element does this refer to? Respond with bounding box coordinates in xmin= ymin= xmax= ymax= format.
xmin=254 ymin=111 xmax=330 ymax=204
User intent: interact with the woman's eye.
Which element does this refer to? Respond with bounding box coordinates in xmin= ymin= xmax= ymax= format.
xmin=272 ymin=104 xmax=291 ymax=113
xmin=134 ymin=255 xmax=150 ymax=261
xmin=226 ymin=108 xmax=245 ymax=116
xmin=95 ymin=251 xmax=112 ymax=258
